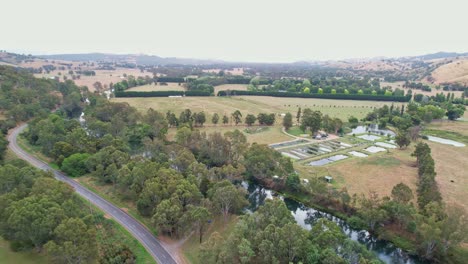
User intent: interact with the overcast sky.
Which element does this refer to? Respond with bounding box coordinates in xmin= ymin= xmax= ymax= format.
xmin=2 ymin=0 xmax=467 ymax=62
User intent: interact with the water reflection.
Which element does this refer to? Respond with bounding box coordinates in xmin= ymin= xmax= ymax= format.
xmin=243 ymin=181 xmax=423 ymax=264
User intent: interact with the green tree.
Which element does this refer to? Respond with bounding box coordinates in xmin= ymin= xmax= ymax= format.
xmin=300 ymin=109 xmax=322 ymax=135
xmin=296 ymin=107 xmax=301 ymax=123
xmin=243 ymin=143 xmax=294 ymax=181
xmin=232 ymin=110 xmax=243 ymax=125
xmin=7 ymin=196 xmax=66 ymax=250
xmin=45 ymin=218 xmax=98 ymax=264
xmin=391 ymin=183 xmax=414 ymax=204
xmin=212 ymin=113 xmax=219 ymax=125
xmin=286 ymin=173 xmax=300 ymax=191
xmin=61 ymin=153 xmax=91 ymax=177
xmin=143 ymin=108 xmax=168 ymax=140
xmin=152 ymin=198 xmax=183 ymax=237
xmin=222 ymin=115 xmax=229 ymax=125
xmin=186 ymin=205 xmax=211 ymax=243
xmin=283 ymin=112 xmax=293 ymax=130
xmin=245 ymin=114 xmax=256 ymax=126
xmin=395 ymin=130 xmax=411 ymax=149
xmin=208 ymin=180 xmax=248 ymax=223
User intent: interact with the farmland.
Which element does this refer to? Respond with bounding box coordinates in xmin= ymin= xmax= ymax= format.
xmin=126 ymin=83 xmax=186 ymax=92
xmin=112 ymin=95 xmax=391 ymax=121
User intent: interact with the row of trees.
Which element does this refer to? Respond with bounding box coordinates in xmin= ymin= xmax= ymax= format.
xmin=218 ymin=90 xmax=411 ymax=102
xmin=165 ymin=109 xmax=278 ymax=127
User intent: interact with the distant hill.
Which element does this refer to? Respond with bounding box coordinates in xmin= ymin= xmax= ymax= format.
xmin=38 ymin=53 xmax=224 ymax=66
xmin=411 ymin=51 xmax=468 ymax=60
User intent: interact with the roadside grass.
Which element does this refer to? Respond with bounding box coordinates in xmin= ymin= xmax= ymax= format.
xmin=182 ymin=215 xmax=239 ymax=264
xmin=76 ymin=176 xmax=158 ymax=235
xmin=79 ymin=197 xmax=156 ymax=264
xmin=0 ymin=237 xmax=49 ymax=264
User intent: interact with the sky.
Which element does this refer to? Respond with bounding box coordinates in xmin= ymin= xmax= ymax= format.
xmin=2 ymin=0 xmax=468 ymax=63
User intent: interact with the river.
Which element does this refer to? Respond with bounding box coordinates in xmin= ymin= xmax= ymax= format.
xmin=242 ymin=181 xmax=424 ymax=264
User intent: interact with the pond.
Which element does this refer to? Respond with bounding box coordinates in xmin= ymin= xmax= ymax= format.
xmin=365 ymin=146 xmax=387 ymax=153
xmin=243 ymin=182 xmax=423 ymax=264
xmin=376 ymin=142 xmax=397 ymax=149
xmin=309 ymin=154 xmax=348 ymax=166
xmin=358 ymin=134 xmax=382 ymax=141
xmin=349 ymin=124 xmax=396 ymax=137
xmin=349 ymin=151 xmax=368 ymax=157
xmin=426 ymin=136 xmax=465 ymax=147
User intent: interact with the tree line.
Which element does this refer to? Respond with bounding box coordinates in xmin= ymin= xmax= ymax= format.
xmin=218 ymin=90 xmax=411 ymax=102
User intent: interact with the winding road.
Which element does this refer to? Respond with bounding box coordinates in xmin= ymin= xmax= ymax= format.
xmin=8 ymin=124 xmax=178 ymax=264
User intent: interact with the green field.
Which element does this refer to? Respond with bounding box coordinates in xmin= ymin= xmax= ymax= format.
xmin=112 ymin=95 xmax=395 ymax=122
xmin=0 ymin=238 xmax=49 ymax=264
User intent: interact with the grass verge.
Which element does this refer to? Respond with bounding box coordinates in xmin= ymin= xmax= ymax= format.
xmin=0 ymin=237 xmax=49 ymax=264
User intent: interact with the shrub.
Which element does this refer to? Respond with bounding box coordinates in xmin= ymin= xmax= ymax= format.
xmin=61 ymin=153 xmax=91 ymax=177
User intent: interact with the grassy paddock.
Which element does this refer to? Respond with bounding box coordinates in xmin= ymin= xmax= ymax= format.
xmin=112 ymin=95 xmax=396 ymax=121
xmin=423 ymin=121 xmax=468 ymax=213
xmin=166 ymin=125 xmax=292 ymax=145
xmin=76 ymin=176 xmax=157 ymax=235
xmin=181 ymin=216 xmax=239 ymax=264
xmin=214 ymin=84 xmax=248 ymax=94
xmin=126 ymin=83 xmax=186 ymax=92
xmin=0 ymin=237 xmax=49 ymax=264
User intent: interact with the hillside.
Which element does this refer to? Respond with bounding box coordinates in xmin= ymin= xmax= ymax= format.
xmin=39 ymin=53 xmax=223 ymax=65
xmin=429 ymin=58 xmax=468 ymax=85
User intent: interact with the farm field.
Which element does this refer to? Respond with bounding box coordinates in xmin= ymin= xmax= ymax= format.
xmin=19 ymin=58 xmax=154 ymax=92
xmin=112 ymin=96 xmax=395 ymax=121
xmin=126 ymin=83 xmax=186 ymax=92
xmin=294 ymin=120 xmax=468 ymax=215
xmin=381 ymin=81 xmax=463 ymax=97
xmin=424 ymin=121 xmax=468 ymax=213
xmin=167 ymin=125 xmax=291 ymax=145
xmin=214 ymin=84 xmax=248 ymax=94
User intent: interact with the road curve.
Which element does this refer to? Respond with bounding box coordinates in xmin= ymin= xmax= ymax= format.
xmin=8 ymin=124 xmax=177 ymax=264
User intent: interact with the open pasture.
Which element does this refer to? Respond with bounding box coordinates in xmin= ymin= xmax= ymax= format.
xmin=112 ymin=95 xmax=394 ymax=122
xmin=214 ymin=84 xmax=248 ymax=94
xmin=126 ymin=83 xmax=186 ymax=92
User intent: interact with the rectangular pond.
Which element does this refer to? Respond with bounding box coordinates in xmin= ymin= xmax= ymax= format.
xmin=364 ymin=146 xmax=386 ymax=153
xmin=349 ymin=151 xmax=368 ymax=157
xmin=375 ymin=142 xmax=397 ymax=149
xmin=358 ymin=135 xmax=381 ymax=141
xmin=309 ymin=154 xmax=348 ymax=166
